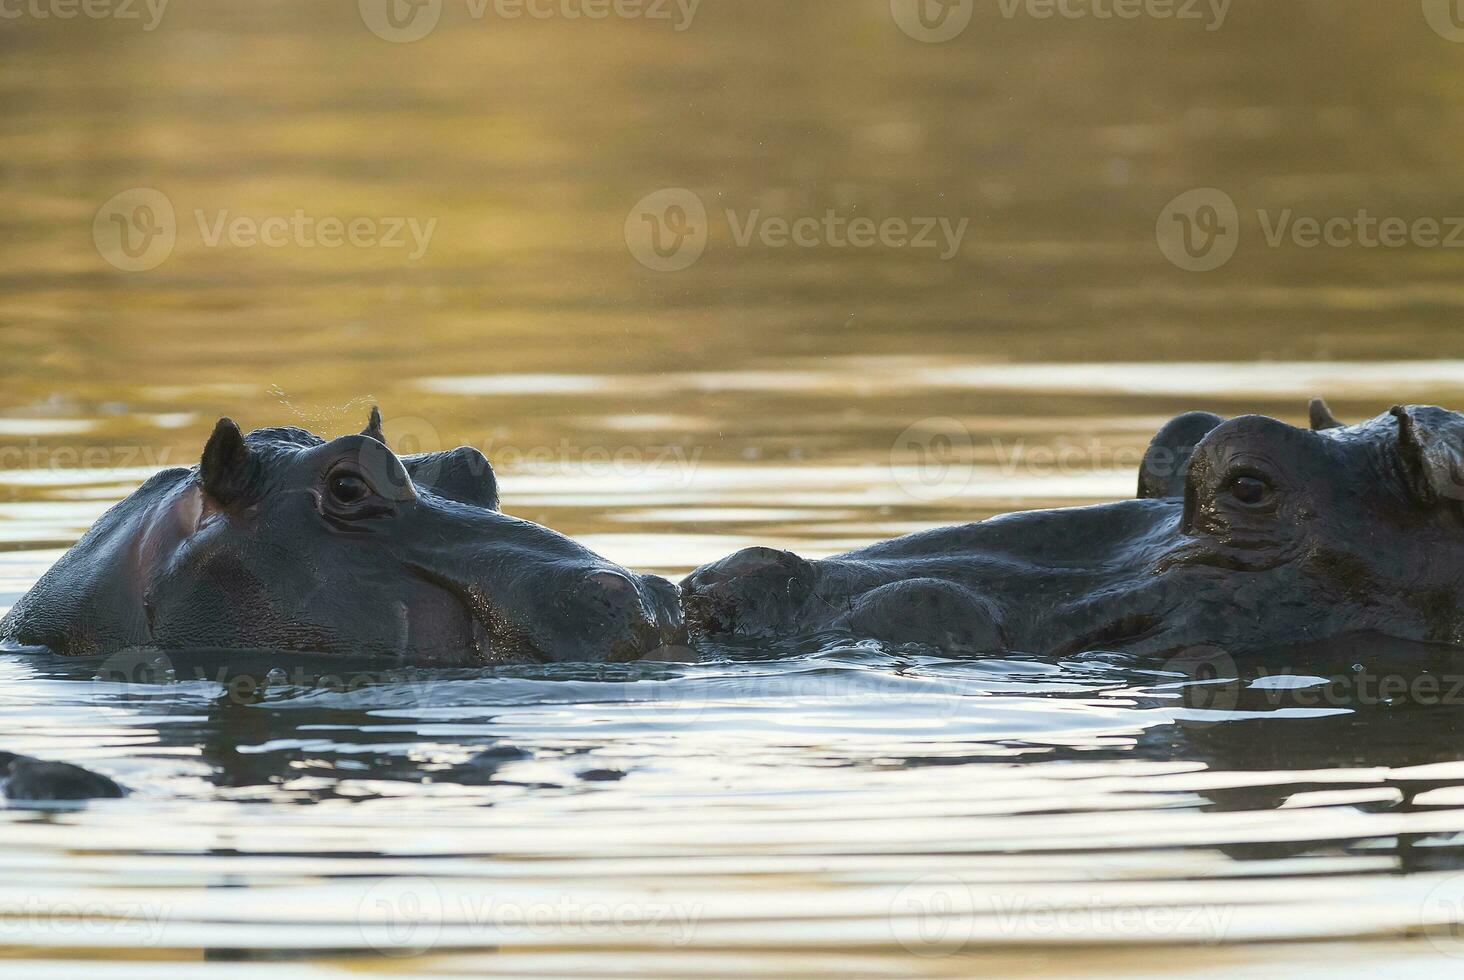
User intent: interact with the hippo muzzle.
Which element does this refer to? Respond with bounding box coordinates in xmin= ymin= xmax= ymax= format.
xmin=407 ymin=524 xmax=686 ymax=663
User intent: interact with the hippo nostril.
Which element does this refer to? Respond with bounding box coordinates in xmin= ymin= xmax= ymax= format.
xmin=585 ymin=570 xmax=637 ymax=595
xmin=577 ymin=569 xmax=658 ymax=632
xmin=582 ymin=571 xmax=647 ymax=621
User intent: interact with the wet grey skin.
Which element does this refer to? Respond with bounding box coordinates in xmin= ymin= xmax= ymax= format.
xmin=682 ymin=400 xmax=1464 ymax=658
xmin=0 ymin=410 xmax=684 ymax=665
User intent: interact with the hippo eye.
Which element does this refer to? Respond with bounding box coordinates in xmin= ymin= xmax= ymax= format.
xmin=327 ymin=472 xmax=370 ymax=506
xmin=320 ymin=464 xmax=396 ymax=524
xmin=1224 ymin=473 xmax=1273 ymax=507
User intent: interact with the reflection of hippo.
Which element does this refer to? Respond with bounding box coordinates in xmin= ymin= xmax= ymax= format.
xmin=0 ymin=411 xmax=683 ymax=664
xmin=683 ymin=400 xmax=1464 ymax=657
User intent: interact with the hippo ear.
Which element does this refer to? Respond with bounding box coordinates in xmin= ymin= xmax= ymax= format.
xmin=200 ymin=418 xmax=262 ymax=507
xmin=360 ymin=405 xmax=386 ymax=446
xmin=1309 ymin=397 xmax=1344 ymax=431
xmin=1391 ymin=405 xmax=1464 ymax=504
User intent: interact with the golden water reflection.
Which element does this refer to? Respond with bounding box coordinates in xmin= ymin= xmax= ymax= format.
xmin=4 ymin=0 xmax=1464 ymax=974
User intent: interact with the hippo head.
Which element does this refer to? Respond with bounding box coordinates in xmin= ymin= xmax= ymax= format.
xmin=2 ymin=410 xmax=684 ymax=664
xmin=1139 ymin=399 xmax=1464 ymax=648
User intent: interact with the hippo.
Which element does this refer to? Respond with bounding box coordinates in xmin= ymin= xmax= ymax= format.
xmin=0 ymin=410 xmax=683 ymax=664
xmin=0 ymin=752 xmax=124 ymax=803
xmin=681 ymin=400 xmax=1464 ymax=658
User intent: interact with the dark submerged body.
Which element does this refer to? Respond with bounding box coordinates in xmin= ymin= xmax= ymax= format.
xmin=683 ymin=402 xmax=1464 ymax=657
xmin=0 ymin=752 xmax=125 ymax=803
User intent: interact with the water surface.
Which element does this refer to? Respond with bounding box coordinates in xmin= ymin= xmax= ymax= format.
xmin=4 ymin=1 xmax=1464 ymax=973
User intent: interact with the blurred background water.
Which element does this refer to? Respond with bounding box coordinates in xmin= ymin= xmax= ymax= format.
xmin=4 ymin=0 xmax=1464 ymax=974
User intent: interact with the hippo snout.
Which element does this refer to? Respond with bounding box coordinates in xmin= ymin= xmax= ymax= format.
xmin=680 ymin=547 xmax=819 ymax=639
xmin=535 ymin=568 xmax=685 ymax=663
